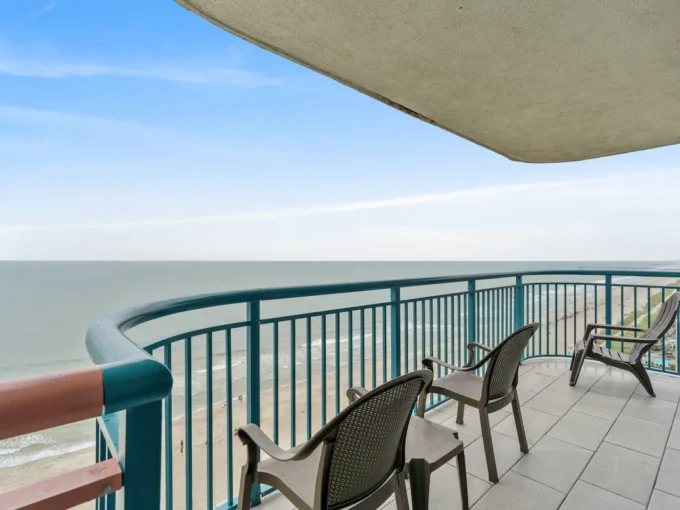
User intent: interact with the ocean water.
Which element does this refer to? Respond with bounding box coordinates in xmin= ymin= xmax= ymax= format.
xmin=0 ymin=261 xmax=671 ymax=468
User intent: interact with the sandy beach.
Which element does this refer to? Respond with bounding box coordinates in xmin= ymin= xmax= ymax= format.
xmin=2 ymin=277 xmax=677 ymax=509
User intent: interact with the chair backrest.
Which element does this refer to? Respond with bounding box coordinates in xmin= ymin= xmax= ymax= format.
xmin=317 ymin=369 xmax=431 ymax=510
xmin=630 ymin=292 xmax=680 ymax=363
xmin=483 ymin=323 xmax=540 ymax=402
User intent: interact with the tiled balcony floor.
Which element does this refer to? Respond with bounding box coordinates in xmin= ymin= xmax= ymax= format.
xmin=256 ymin=358 xmax=680 ymax=510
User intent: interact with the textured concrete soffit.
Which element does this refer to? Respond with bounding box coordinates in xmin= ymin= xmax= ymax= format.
xmin=176 ymin=0 xmax=680 ymax=163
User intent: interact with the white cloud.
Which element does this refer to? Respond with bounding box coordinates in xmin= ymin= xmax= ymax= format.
xmin=0 ymin=42 xmax=280 ymax=87
xmin=33 ymin=1 xmax=56 ymax=16
xmin=2 ymin=169 xmax=680 ymax=260
xmin=0 ymin=177 xmax=602 ymax=233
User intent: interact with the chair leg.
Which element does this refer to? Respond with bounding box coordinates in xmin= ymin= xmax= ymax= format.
xmin=478 ymin=408 xmax=498 ymax=483
xmin=456 ymin=451 xmax=469 ymax=510
xmin=417 ymin=392 xmax=427 ymax=418
xmin=238 ymin=466 xmax=254 ymax=510
xmin=570 ymin=347 xmax=588 ymax=386
xmin=456 ymin=401 xmax=465 ymax=425
xmin=632 ymin=363 xmax=656 ymax=397
xmin=511 ymin=390 xmax=529 ymax=453
xmin=409 ymin=458 xmax=431 ymax=510
xmin=394 ymin=471 xmax=410 ymax=510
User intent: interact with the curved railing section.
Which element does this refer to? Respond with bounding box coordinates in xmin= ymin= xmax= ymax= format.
xmin=83 ymin=268 xmax=680 ymax=510
xmin=4 ymin=268 xmax=679 ymax=510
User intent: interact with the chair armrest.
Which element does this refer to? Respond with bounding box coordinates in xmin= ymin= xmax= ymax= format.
xmin=466 ymin=342 xmax=492 ymax=353
xmin=346 ymin=386 xmax=369 ymax=403
xmin=591 ymin=334 xmax=658 ymax=345
xmin=422 ymin=357 xmax=471 ymax=372
xmin=585 ymin=323 xmax=648 ymax=337
xmin=237 ymin=424 xmax=295 ymax=462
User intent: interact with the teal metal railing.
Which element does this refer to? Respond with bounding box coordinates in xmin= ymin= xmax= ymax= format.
xmin=88 ymin=268 xmax=680 ymax=510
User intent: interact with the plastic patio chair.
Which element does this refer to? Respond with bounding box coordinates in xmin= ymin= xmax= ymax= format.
xmin=347 ymin=386 xmax=469 ymax=510
xmin=236 ymin=370 xmax=432 ymax=510
xmin=570 ymin=292 xmax=680 ymax=396
xmin=417 ymin=323 xmax=540 ymax=483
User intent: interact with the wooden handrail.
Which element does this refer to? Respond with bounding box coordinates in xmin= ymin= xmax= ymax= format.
xmin=0 ymin=367 xmax=103 ymax=441
xmin=0 ymin=458 xmax=122 ymax=510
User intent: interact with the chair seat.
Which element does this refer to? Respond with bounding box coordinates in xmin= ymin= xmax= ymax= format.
xmin=405 ymin=416 xmax=464 ymax=471
xmin=430 ymin=371 xmax=484 ymax=405
xmin=575 ymin=340 xmax=631 ymax=364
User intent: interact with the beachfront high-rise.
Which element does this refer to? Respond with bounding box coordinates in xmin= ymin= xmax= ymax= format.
xmin=2 ymin=1 xmax=680 ymax=509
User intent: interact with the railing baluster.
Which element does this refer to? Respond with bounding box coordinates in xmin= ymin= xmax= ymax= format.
xmin=390 ymin=287 xmax=401 ymax=379
xmin=321 ymin=314 xmax=327 ymax=424
xmin=360 ymin=310 xmax=366 ymax=387
xmin=382 ymin=305 xmax=388 ymax=383
xmin=290 ymin=319 xmax=296 ymax=447
xmin=371 ymin=307 xmax=377 ymax=389
xmin=348 ymin=311 xmax=354 ymax=388
xmin=662 ymin=288 xmax=666 ymax=371
xmin=185 ymin=337 xmax=193 ymax=509
xmin=413 ymin=301 xmax=418 ymax=372
xmin=403 ymin=303 xmax=409 ymax=375
xmin=335 ymin=312 xmax=341 ymax=414
xmin=246 ymin=301 xmax=261 ymax=506
xmin=554 ymin=284 xmax=558 ymax=355
xmin=306 ymin=318 xmax=312 ymax=440
xmin=164 ymin=345 xmax=173 ymax=510
xmin=457 ymin=295 xmax=462 ymax=366
xmin=467 ymin=281 xmax=476 ymax=353
xmin=206 ymin=333 xmax=214 ymax=510
xmin=605 ymin=275 xmax=613 ymax=347
xmin=272 ymin=324 xmax=279 ymax=445
xmin=226 ymin=330 xmax=234 ymax=506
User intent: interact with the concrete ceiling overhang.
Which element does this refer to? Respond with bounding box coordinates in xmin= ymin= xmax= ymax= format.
xmin=176 ymin=0 xmax=680 ymax=163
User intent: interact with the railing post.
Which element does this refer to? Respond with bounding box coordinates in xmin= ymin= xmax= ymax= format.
xmin=514 ymin=276 xmax=524 ymax=329
xmin=119 ymin=402 xmax=163 ymax=510
xmin=390 ymin=287 xmax=401 ymax=379
xmin=246 ymin=301 xmax=261 ymax=507
xmin=605 ymin=275 xmax=612 ymax=348
xmin=467 ymin=280 xmax=476 ymax=353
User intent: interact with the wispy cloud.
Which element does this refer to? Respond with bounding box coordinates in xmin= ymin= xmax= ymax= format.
xmin=33 ymin=1 xmax=56 ymax=16
xmin=0 ymin=42 xmax=281 ymax=87
xmin=0 ymin=177 xmax=605 ymax=234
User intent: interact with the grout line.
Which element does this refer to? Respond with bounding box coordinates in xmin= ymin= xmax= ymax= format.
xmin=654 ymin=487 xmax=680 ymax=500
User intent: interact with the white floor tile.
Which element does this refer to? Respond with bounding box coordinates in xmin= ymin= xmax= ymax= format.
xmin=581 ymin=442 xmax=660 ymax=505
xmin=548 ymin=410 xmax=613 ymax=451
xmin=559 ymin=481 xmax=644 ymax=510
xmin=622 ymin=394 xmax=677 ymax=426
xmin=523 ymin=388 xmax=582 ymax=417
xmin=511 ymin=436 xmax=592 ymax=493
xmin=463 ymin=432 xmax=525 ymax=482
xmin=471 ymin=471 xmax=564 ymax=510
xmin=648 ymin=490 xmax=680 ymax=510
xmin=571 ymin=390 xmax=628 ymax=420
xmin=655 ymin=447 xmax=680 ymax=498
xmin=493 ymin=407 xmax=558 ymax=447
xmin=604 ymin=414 xmax=670 ymax=458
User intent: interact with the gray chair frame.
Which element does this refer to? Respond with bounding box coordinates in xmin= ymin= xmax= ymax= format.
xmin=570 ymin=292 xmax=680 ymax=396
xmin=417 ymin=323 xmax=540 ymax=483
xmin=347 ymin=387 xmax=469 ymax=510
xmin=237 ymin=370 xmax=432 ymax=510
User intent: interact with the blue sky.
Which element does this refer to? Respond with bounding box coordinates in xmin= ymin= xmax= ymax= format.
xmin=2 ymin=0 xmax=680 ymax=260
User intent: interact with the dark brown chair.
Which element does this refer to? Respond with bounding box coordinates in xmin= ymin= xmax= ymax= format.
xmin=417 ymin=323 xmax=540 ymax=483
xmin=570 ymin=292 xmax=680 ymax=396
xmin=237 ymin=370 xmax=432 ymax=510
